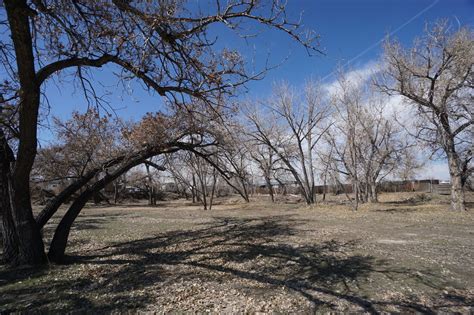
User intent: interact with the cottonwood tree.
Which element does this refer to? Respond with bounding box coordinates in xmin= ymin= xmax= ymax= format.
xmin=248 ymin=143 xmax=279 ymax=202
xmin=163 ymin=153 xmax=197 ymax=200
xmin=174 ymin=116 xmax=257 ymax=203
xmin=326 ymin=72 xmax=408 ymax=208
xmin=164 ymin=150 xmax=219 ymax=210
xmin=32 ymin=109 xmax=123 ymax=228
xmin=394 ymin=147 xmax=424 ymax=182
xmin=144 ymin=158 xmax=166 ymax=205
xmin=0 ymin=0 xmax=319 ymax=265
xmin=121 ymin=159 xmax=165 ymax=204
xmin=168 ymin=142 xmax=254 ymax=206
xmin=32 ymin=109 xmax=122 ymax=184
xmin=47 ymin=110 xmax=222 ymax=262
xmin=377 ymin=21 xmax=473 ymax=211
xmin=245 ymin=82 xmax=330 ymax=204
xmin=214 ymin=125 xmax=253 ymax=202
xmin=189 ymin=153 xmax=219 ymax=210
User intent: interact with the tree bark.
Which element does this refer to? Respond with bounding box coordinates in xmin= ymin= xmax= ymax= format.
xmin=448 ymin=156 xmax=466 ymax=211
xmin=5 ymin=0 xmax=47 ymax=265
xmin=113 ymin=180 xmax=119 ymax=204
xmin=450 ymin=174 xmax=465 ymax=211
xmin=35 ymin=155 xmax=127 ymax=229
xmin=441 ymin=117 xmax=467 ymax=211
xmin=0 ymin=128 xmax=19 ymax=264
xmin=208 ymin=168 xmax=217 ymax=210
xmin=47 ymin=150 xmax=158 ymax=263
xmin=264 ymin=175 xmax=275 ymax=202
xmin=369 ymin=181 xmax=378 ymax=203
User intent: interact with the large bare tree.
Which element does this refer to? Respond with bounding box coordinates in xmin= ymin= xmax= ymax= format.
xmin=325 ymin=69 xmax=410 ymax=209
xmin=0 ymin=0 xmax=318 ymax=265
xmin=245 ymin=82 xmax=330 ymax=204
xmin=377 ymin=21 xmax=473 ymax=211
xmin=248 ymin=143 xmax=279 ymax=202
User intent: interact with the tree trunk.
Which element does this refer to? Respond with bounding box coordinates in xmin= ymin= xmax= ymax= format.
xmin=208 ymin=169 xmax=217 ymax=210
xmin=5 ymin=0 xmax=47 ymax=265
xmin=36 ymin=171 xmax=97 ymax=229
xmin=36 ymin=156 xmax=127 ymax=229
xmin=145 ymin=162 xmax=155 ymax=206
xmin=0 ymin=129 xmax=19 ymax=264
xmin=239 ymin=177 xmax=250 ymax=203
xmin=191 ymin=175 xmax=197 ymax=203
xmin=47 ymin=189 xmax=92 ymax=263
xmin=352 ymin=181 xmax=359 ymax=211
xmin=369 ymin=182 xmax=378 ymax=203
xmin=322 ymin=174 xmax=327 ymax=202
xmin=48 ymin=151 xmax=155 ymax=263
xmin=200 ymin=178 xmax=207 ymax=210
xmin=0 ymin=201 xmax=19 ymax=265
xmin=265 ymin=175 xmax=274 ymax=202
xmin=450 ymin=173 xmax=466 ymax=211
xmin=113 ymin=180 xmax=119 ymax=204
xmin=444 ymin=132 xmax=466 ymax=211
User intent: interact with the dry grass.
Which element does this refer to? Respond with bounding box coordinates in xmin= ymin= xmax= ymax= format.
xmin=1 ymin=192 xmax=473 ymax=313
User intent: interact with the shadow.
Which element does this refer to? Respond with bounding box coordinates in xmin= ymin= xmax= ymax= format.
xmin=39 ymin=213 xmax=136 ymax=251
xmin=380 ymin=194 xmax=433 ymax=206
xmin=373 ymin=208 xmax=419 ymax=214
xmin=2 ymin=215 xmax=472 ymax=313
xmin=67 ymin=216 xmax=381 ymax=312
xmin=88 ymin=201 xmax=198 ymax=209
xmin=382 ymin=200 xmax=422 ymax=205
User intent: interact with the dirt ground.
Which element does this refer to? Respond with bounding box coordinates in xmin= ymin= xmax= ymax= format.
xmin=1 ymin=192 xmax=473 ymax=313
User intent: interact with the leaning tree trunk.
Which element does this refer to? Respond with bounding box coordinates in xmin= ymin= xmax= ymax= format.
xmin=36 ymin=172 xmax=96 ymax=229
xmin=47 ymin=189 xmax=94 ymax=263
xmin=36 ymin=155 xmax=126 ymax=229
xmin=48 ymin=151 xmax=156 ymax=263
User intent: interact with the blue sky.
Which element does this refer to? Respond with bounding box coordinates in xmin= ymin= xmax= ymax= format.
xmin=3 ymin=0 xmax=473 ymax=177
xmin=37 ymin=0 xmax=474 ymax=129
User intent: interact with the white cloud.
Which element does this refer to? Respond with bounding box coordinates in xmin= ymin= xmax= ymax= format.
xmin=320 ymin=60 xmax=452 ymax=182
xmin=321 ymin=60 xmax=418 ymax=125
xmin=420 ymin=161 xmax=450 ymax=180
xmin=322 ymin=60 xmax=384 ymax=96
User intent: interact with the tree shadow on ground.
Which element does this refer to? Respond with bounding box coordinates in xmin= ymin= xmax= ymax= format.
xmin=38 ymin=213 xmax=135 ymax=250
xmin=1 ymin=215 xmax=472 ymax=313
xmin=373 ymin=207 xmax=419 ymax=213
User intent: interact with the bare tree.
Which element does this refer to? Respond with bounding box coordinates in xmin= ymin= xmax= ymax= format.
xmin=376 ymin=20 xmax=473 ymax=211
xmin=33 ymin=109 xmax=122 ymax=184
xmin=394 ymin=147 xmax=424 ymax=182
xmin=245 ymin=82 xmax=330 ymax=204
xmin=327 ymin=71 xmax=408 ymax=208
xmin=248 ymin=143 xmax=279 ymax=202
xmin=144 ymin=158 xmax=166 ymax=205
xmin=46 ymin=110 xmax=224 ymax=262
xmin=1 ymin=0 xmax=319 ymax=265
xmin=164 ymin=150 xmax=218 ymax=210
